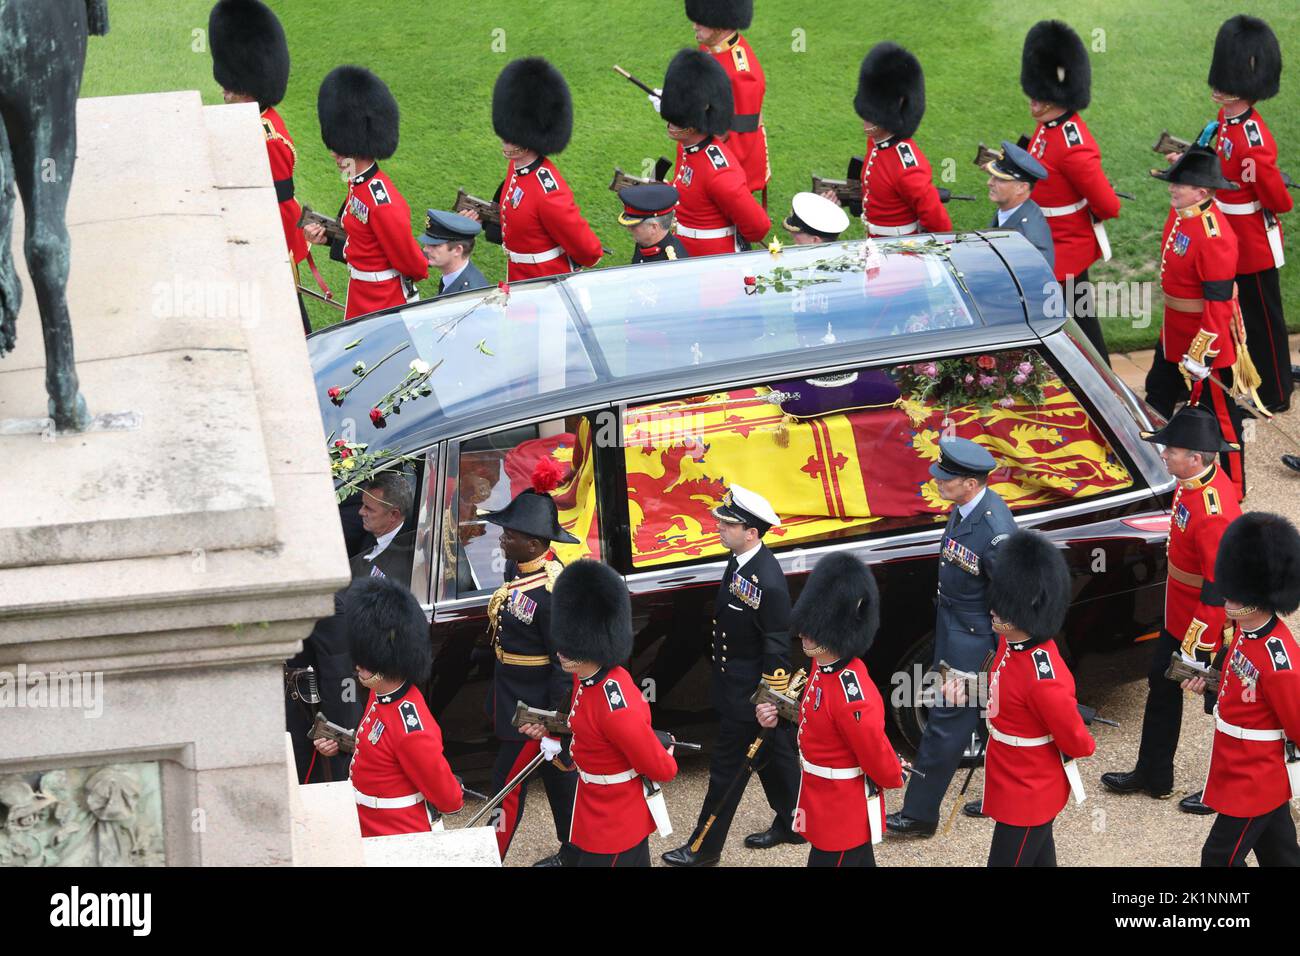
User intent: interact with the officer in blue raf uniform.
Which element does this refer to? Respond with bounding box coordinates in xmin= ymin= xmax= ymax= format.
xmin=887 ymin=438 xmax=1017 ymax=836
xmin=663 ymin=484 xmax=803 ymax=866
xmin=418 ymin=209 xmax=490 ymax=297
xmin=618 ymin=183 xmax=690 ymax=264
xmin=982 ymin=139 xmax=1055 ymax=271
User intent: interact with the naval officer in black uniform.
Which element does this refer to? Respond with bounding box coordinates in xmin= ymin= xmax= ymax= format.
xmin=419 ymin=209 xmax=490 ymax=297
xmin=887 ymin=438 xmax=1017 ymax=836
xmin=618 ymin=183 xmax=690 ymax=264
xmin=983 ymin=139 xmax=1055 ymax=271
xmin=663 ymin=484 xmax=803 ymax=865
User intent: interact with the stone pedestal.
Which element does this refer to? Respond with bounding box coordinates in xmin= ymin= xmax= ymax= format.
xmin=0 ymin=92 xmax=349 ymax=866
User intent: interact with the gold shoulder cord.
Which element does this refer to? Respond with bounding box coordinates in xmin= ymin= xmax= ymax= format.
xmin=261 ymin=116 xmax=297 ymax=162
xmin=485 ymin=581 xmax=510 ymax=644
xmin=544 ymin=560 xmax=563 ymax=593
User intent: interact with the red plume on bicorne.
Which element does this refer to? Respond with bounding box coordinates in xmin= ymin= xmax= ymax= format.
xmin=531 ymin=457 xmax=567 ymax=494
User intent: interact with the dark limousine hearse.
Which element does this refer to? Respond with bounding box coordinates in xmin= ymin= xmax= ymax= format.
xmin=309 ymin=232 xmax=1172 ymax=759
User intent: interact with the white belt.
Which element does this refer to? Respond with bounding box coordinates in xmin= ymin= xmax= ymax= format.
xmin=675 ymin=224 xmax=736 ymax=240
xmin=986 ymin=721 xmax=1053 ymax=747
xmin=505 ymin=244 xmax=566 ymax=264
xmin=1215 ymin=199 xmax=1262 ymax=216
xmin=353 ymin=788 xmax=423 ymax=809
xmin=800 ymin=757 xmax=865 ymax=780
xmin=1215 ymin=712 xmax=1284 ymax=742
xmin=578 ymin=768 xmax=637 ymax=785
xmin=866 ymin=220 xmax=920 ymax=236
xmin=1039 ymin=198 xmax=1088 ymax=218
xmin=348 ymin=266 xmax=400 ymax=282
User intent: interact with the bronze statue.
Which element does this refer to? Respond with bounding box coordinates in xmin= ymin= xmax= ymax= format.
xmin=0 ymin=0 xmax=108 ymax=432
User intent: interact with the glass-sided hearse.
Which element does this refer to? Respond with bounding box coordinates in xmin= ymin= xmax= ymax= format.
xmin=309 ymin=232 xmax=1173 ymax=762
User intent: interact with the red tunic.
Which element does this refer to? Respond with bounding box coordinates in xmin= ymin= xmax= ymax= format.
xmin=982 ymin=637 xmax=1095 ymax=827
xmin=1158 ymin=200 xmax=1239 ymax=371
xmin=348 ymin=682 xmax=464 ymax=838
xmin=1164 ymin=462 xmax=1240 ymax=656
xmin=1214 ymin=107 xmax=1291 ymax=275
xmin=338 ymin=165 xmax=429 ymax=320
xmin=495 ymin=157 xmax=603 ymax=283
xmin=1203 ymin=617 xmax=1300 ymax=817
xmin=857 ymin=136 xmax=951 ymax=237
xmin=1027 ymin=112 xmax=1121 ymax=280
xmin=794 ymin=658 xmax=903 ymax=851
xmin=568 ymin=666 xmax=677 ymax=854
xmin=672 ymin=136 xmax=771 ymax=257
xmin=261 ymin=107 xmax=307 ymax=265
xmin=701 ymin=32 xmax=769 ymax=192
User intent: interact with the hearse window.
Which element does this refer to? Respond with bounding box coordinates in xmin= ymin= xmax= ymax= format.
xmin=399 ymin=283 xmax=597 ymax=420
xmin=619 ymin=348 xmax=1136 ymax=569
xmin=439 ymin=415 xmax=602 ymax=600
xmin=570 ymin=239 xmax=977 ymax=378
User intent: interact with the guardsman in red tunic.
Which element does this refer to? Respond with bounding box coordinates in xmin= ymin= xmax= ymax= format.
xmin=309 ymin=67 xmax=428 ymax=321
xmin=312 ymin=577 xmax=463 ymax=838
xmin=475 ymin=58 xmax=602 ymax=283
xmin=1205 ymin=16 xmax=1292 ymax=413
xmin=1102 ymin=406 xmax=1242 ymax=814
xmin=757 ymin=552 xmax=903 ymax=867
xmin=661 ymin=49 xmax=771 ymax=258
xmin=839 ymin=42 xmax=951 ymax=239
xmin=1184 ymin=513 xmax=1300 ymax=866
xmin=1021 ymin=20 xmax=1122 ymax=364
xmin=686 ymin=0 xmax=769 ymax=199
xmin=1142 ymin=146 xmax=1251 ymax=498
xmin=208 ymin=0 xmax=313 ymax=332
xmin=981 ymin=531 xmax=1094 ymax=867
xmin=481 ymin=460 xmax=580 ymax=866
xmin=520 ymin=560 xmax=678 ymax=867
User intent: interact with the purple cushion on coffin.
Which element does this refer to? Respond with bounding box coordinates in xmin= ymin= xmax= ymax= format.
xmin=767 ymin=370 xmax=901 ymax=420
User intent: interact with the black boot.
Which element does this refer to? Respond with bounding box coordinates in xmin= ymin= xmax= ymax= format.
xmin=1178 ymin=790 xmax=1214 ymax=815
xmin=661 ymin=842 xmax=721 ymax=867
xmin=1100 ymin=769 xmax=1172 ymax=798
xmin=885 ymin=811 xmax=937 ymax=837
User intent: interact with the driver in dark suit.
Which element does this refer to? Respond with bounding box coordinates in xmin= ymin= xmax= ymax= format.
xmin=348 ymin=472 xmax=417 ymax=588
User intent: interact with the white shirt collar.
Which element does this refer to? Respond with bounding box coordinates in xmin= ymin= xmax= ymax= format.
xmin=958 ymin=487 xmax=987 ymax=522
xmin=441 ymin=262 xmax=468 ymax=288
xmin=366 ymin=521 xmax=404 ymax=561
xmin=734 ymin=543 xmax=761 ymax=570
xmin=996 ymin=202 xmax=1025 ymax=226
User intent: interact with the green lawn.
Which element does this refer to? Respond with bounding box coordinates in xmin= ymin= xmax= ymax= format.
xmin=82 ymin=0 xmax=1299 ymax=351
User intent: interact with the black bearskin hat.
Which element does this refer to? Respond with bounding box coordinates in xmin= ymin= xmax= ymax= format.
xmin=661 ymin=48 xmax=734 ymax=137
xmin=551 ymin=560 xmax=633 ymax=667
xmin=685 ymin=0 xmax=753 ymax=30
xmin=790 ymin=552 xmax=881 ymax=661
xmin=317 ymin=65 xmax=400 ymax=159
xmin=492 ymin=58 xmax=574 ymax=156
xmin=1208 ymin=15 xmax=1282 ymax=102
xmin=1215 ymin=513 xmax=1300 ymax=614
xmin=346 ymin=576 xmax=431 ymax=684
xmin=1020 ymin=20 xmax=1092 ymax=112
xmin=209 ymin=0 xmax=290 ymax=110
xmin=987 ymin=531 xmax=1072 ymax=640
xmin=854 ymin=43 xmax=926 ymax=140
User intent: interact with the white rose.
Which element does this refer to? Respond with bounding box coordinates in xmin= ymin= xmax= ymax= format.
xmin=410 ymin=359 xmax=431 ymax=375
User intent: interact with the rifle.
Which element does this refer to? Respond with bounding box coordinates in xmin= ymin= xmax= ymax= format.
xmin=609 ymin=158 xmax=674 ymax=194
xmin=1164 ymin=652 xmax=1222 ymax=694
xmin=1154 ymin=127 xmax=1297 ymax=189
xmin=811 ymin=172 xmax=972 ymax=206
xmin=612 ymin=64 xmax=657 ymax=97
xmin=512 ymin=701 xmax=702 ymax=751
xmin=297 ymin=285 xmax=344 ymax=311
xmin=284 ymin=665 xmax=320 ymax=705
xmin=453 ymin=188 xmax=500 ymax=227
xmin=978 ymin=141 xmax=1134 ymax=199
xmin=308 ymin=711 xmax=356 ymax=754
xmin=297 ymin=206 xmax=346 ymax=245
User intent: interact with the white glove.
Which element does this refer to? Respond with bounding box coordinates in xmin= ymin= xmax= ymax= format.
xmin=540 ymin=736 xmax=562 ymax=761
xmin=1181 ymin=354 xmax=1211 ymax=381
xmin=648 ymin=88 xmax=662 ymax=114
xmin=1180 ymin=650 xmax=1201 ymax=667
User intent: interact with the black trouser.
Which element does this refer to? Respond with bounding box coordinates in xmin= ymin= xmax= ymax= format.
xmin=988 ymin=821 xmax=1057 ymax=867
xmin=1202 ymin=802 xmax=1300 ymax=867
xmin=576 ymin=837 xmax=651 ymax=868
xmin=491 ymin=738 xmax=579 ymax=864
xmin=809 ymin=841 xmax=876 ymax=867
xmin=1134 ymin=631 xmax=1186 ymax=793
xmin=689 ymin=718 xmax=800 ymax=856
xmin=1237 ymin=267 xmax=1290 ymax=412
xmin=1067 ymin=269 xmax=1111 ymax=367
xmin=1144 ymin=341 xmax=1246 ymax=497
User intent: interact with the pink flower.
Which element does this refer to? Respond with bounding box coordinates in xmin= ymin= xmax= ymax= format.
xmin=921 ymin=363 xmax=937 ymax=377
xmin=999 ymin=397 xmax=1015 ymax=407
xmin=1013 ymin=373 xmax=1028 ymax=385
xmin=978 ymin=375 xmax=997 ymax=387
xmin=369 ymin=408 xmax=386 ymax=427
xmin=964 ymin=374 xmax=975 ymax=384
xmin=1017 ymin=361 xmax=1033 ymax=375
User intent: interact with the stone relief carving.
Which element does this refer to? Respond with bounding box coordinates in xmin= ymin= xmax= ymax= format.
xmin=0 ymin=762 xmax=164 ymax=866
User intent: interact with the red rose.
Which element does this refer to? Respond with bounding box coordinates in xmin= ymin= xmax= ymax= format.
xmin=333 ymin=439 xmax=346 ymax=448
xmin=497 ymin=281 xmax=510 ymax=295
xmin=327 ymin=386 xmax=342 ymax=403
xmin=743 ymin=276 xmax=758 ymax=286
xmin=369 ymin=408 xmax=386 ymax=426
xmin=976 ymin=355 xmax=996 ymax=370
